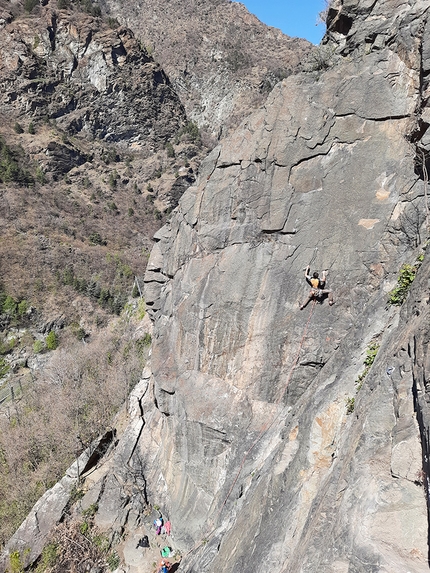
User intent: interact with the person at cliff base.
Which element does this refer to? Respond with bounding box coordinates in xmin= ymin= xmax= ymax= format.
xmin=154 ymin=517 xmax=163 ymax=535
xmin=300 ymin=266 xmax=334 ymax=310
xmin=158 ymin=559 xmax=170 ymax=573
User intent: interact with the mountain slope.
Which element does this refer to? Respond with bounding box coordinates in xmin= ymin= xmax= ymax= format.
xmin=98 ymin=0 xmax=312 ymax=137
xmin=0 ymin=1 xmax=204 ymax=322
xmin=0 ymin=0 xmax=202 ymax=552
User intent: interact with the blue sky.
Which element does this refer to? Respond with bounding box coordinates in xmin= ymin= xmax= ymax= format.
xmin=239 ymin=0 xmax=327 ymax=44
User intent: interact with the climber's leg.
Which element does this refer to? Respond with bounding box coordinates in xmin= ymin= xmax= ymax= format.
xmin=300 ymin=291 xmax=314 ymax=310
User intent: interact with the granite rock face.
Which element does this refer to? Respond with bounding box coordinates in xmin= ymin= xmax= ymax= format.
xmin=140 ymin=1 xmax=430 ymax=571
xmin=4 ymin=1 xmax=430 ymax=572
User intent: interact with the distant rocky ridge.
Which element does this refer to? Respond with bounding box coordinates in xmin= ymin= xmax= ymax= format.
xmin=98 ymin=0 xmax=313 ymax=137
xmin=0 ymin=6 xmax=185 ymax=149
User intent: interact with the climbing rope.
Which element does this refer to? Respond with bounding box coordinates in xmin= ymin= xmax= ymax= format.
xmin=182 ymin=299 xmax=317 ymax=564
xmin=306 ymin=247 xmax=318 ymax=270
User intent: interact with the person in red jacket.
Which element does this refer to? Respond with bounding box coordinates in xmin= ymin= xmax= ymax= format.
xmin=300 ymin=266 xmax=334 ymax=310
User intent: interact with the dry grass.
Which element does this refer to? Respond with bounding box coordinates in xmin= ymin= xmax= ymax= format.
xmin=0 ymin=312 xmax=150 ymax=549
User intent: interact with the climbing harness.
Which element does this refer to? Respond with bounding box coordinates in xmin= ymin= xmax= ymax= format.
xmin=182 ymin=299 xmax=318 ymax=564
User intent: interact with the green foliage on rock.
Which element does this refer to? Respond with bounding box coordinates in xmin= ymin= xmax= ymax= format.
xmin=17 ymin=300 xmax=29 ymax=316
xmin=9 ymin=550 xmax=24 ymax=573
xmin=388 ymin=263 xmax=418 ymax=306
xmin=356 ymin=342 xmax=379 ymax=391
xmin=107 ymin=551 xmax=120 ymax=571
xmin=89 ymin=232 xmax=105 ymax=245
xmin=108 ymin=171 xmax=118 ymax=189
xmin=178 ymin=121 xmax=200 ymax=144
xmin=345 ymin=396 xmax=355 ymax=415
xmin=35 ymin=543 xmax=58 ymax=572
xmin=0 ymin=357 xmax=10 ymax=378
xmin=347 ymin=342 xmax=380 ymax=415
xmin=107 ymin=17 xmax=119 ymax=28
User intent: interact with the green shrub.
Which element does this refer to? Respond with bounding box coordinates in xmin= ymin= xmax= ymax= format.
xmin=24 ymin=0 xmax=38 ymax=13
xmin=107 ymin=17 xmax=119 ymax=28
xmin=165 ymin=142 xmax=175 ymax=158
xmin=79 ymin=0 xmax=101 ymax=16
xmin=0 ymin=336 xmax=17 ymax=355
xmin=178 ymin=121 xmax=200 ymax=144
xmin=142 ymin=333 xmax=152 ymax=346
xmin=131 ymin=283 xmax=140 ymax=298
xmin=35 ymin=166 xmax=45 ymax=184
xmin=345 ymin=396 xmax=355 ymax=415
xmin=388 ymin=263 xmax=418 ymax=305
xmin=364 ymin=343 xmax=379 ymax=368
xmin=13 ymin=123 xmax=24 ymax=134
xmin=82 ymin=503 xmax=98 ymax=518
xmin=17 ymin=300 xmax=29 ymax=316
xmin=107 ymin=551 xmax=120 ymax=570
xmin=9 ymin=550 xmax=25 ymax=573
xmin=355 ymin=342 xmax=379 ymax=392
xmin=70 ymin=485 xmax=85 ymax=503
xmin=93 ymin=533 xmax=109 ymax=553
xmin=305 ymin=45 xmax=336 ymax=72
xmin=62 ymin=267 xmax=74 ymax=286
xmin=46 ymin=331 xmax=59 ymax=351
xmin=28 ymin=122 xmax=35 ymax=135
xmin=0 ymin=357 xmax=10 ymax=378
xmin=71 ymin=323 xmax=87 ymax=340
xmin=79 ymin=521 xmax=90 ymax=535
xmin=89 ymin=232 xmax=105 ymax=245
xmin=33 ymin=340 xmax=44 ymax=354
xmin=108 ymin=172 xmax=117 ymax=189
xmin=3 ymin=295 xmax=17 ymax=315
xmin=0 ymin=137 xmax=34 ymax=186
xmin=36 ymin=542 xmax=58 ymax=572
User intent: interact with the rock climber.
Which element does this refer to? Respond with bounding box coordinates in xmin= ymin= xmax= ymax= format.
xmin=300 ymin=266 xmax=334 ymax=310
